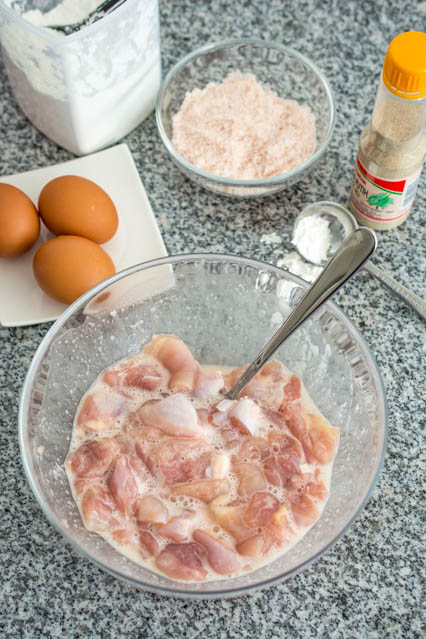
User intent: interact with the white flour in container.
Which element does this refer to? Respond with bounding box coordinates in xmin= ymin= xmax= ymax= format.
xmin=172 ymin=72 xmax=317 ymax=180
xmin=19 ymin=0 xmax=101 ymax=29
xmin=0 ymin=0 xmax=161 ymax=155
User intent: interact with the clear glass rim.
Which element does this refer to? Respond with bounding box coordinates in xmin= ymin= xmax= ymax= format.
xmin=155 ymin=38 xmax=336 ymax=188
xmin=19 ymin=253 xmax=387 ymax=598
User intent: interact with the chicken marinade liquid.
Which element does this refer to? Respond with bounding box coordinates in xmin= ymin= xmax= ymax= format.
xmin=65 ymin=335 xmax=339 ymax=582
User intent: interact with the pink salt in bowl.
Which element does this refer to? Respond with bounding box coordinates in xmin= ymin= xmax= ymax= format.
xmin=156 ymin=38 xmax=336 ymax=198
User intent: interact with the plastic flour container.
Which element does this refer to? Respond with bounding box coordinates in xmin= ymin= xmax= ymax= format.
xmin=0 ymin=0 xmax=161 ymax=155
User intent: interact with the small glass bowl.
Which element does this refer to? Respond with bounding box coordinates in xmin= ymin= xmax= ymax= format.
xmin=156 ymin=38 xmax=336 ymax=198
xmin=19 ymin=254 xmax=386 ymax=599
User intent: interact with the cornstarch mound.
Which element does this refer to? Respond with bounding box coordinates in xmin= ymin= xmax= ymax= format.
xmin=172 ymin=72 xmax=317 ymax=180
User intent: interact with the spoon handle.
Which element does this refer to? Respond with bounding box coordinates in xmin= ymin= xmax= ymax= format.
xmin=50 ymin=0 xmax=127 ymax=34
xmin=226 ymin=227 xmax=377 ymax=400
xmin=364 ymin=262 xmax=426 ymax=320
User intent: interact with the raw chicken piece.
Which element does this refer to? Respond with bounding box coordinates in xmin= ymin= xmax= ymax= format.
xmin=196 ymin=408 xmax=210 ymax=428
xmin=136 ymin=437 xmax=212 ymax=486
xmin=192 ymin=368 xmax=224 ymax=399
xmin=129 ymin=415 xmax=168 ymax=443
xmin=157 ymin=511 xmax=197 ymax=542
xmin=73 ymin=477 xmax=97 ymax=496
xmin=77 ymin=390 xmax=125 ymax=432
xmin=268 ymin=431 xmax=305 ymax=459
xmin=139 ymin=530 xmax=160 ymax=557
xmin=211 ymin=398 xmax=263 ymax=442
xmin=111 ymin=526 xmax=138 ymax=545
xmin=306 ymin=413 xmax=340 ymax=465
xmin=156 ymin=543 xmax=207 ymax=581
xmin=280 ymin=402 xmax=309 ymax=447
xmin=225 ymin=361 xmax=289 ymax=409
xmin=128 ymin=453 xmax=150 ymax=483
xmin=263 ymin=431 xmax=305 ymax=487
xmin=236 ymin=535 xmax=265 ymax=556
xmin=171 ymin=478 xmax=230 ymax=503
xmin=207 ymin=454 xmax=230 ymax=479
xmin=107 ymin=455 xmax=138 ymax=517
xmin=254 ymin=362 xmax=292 ymax=408
xmin=265 ymin=505 xmax=292 ymax=549
xmin=139 ymin=393 xmax=202 ymax=438
xmin=210 ymin=492 xmax=282 ymax=550
xmin=113 ymin=435 xmax=151 ymax=482
xmin=288 ymin=472 xmax=328 ymax=527
xmin=193 ymin=530 xmax=240 ymax=575
xmin=243 ymin=491 xmax=280 ymax=528
xmin=81 ymin=485 xmax=120 ymax=532
xmin=262 ymin=406 xmax=288 ymax=430
xmin=281 ymin=403 xmax=339 ymax=465
xmin=69 ymin=438 xmax=119 ymax=477
xmin=237 ymin=504 xmax=291 ymax=557
xmin=233 ymin=462 xmax=266 ymax=496
xmin=259 ymin=361 xmax=287 ymax=380
xmin=114 ymin=433 xmax=134 ymax=454
xmin=134 ymin=495 xmax=168 ymax=524
xmin=209 ymin=496 xmax=255 ymax=543
xmin=289 ymin=470 xmax=327 ymax=497
xmin=232 ymin=436 xmax=270 ymax=463
xmin=210 ymin=402 xmax=241 ymax=448
xmin=224 ymin=365 xmax=247 ymax=390
xmin=147 ymin=335 xmax=199 ymax=392
xmin=263 ymin=455 xmax=300 ymax=488
xmin=282 ymin=375 xmax=301 ymax=401
xmin=103 ymin=363 xmax=163 ymax=392
xmin=289 ymin=493 xmax=319 ymax=527
xmin=210 ymin=399 xmax=235 ymax=428
xmin=133 ymin=437 xmax=155 ymax=474
xmin=229 ymin=398 xmax=262 ymax=435
xmin=212 ymin=398 xmax=261 ymax=435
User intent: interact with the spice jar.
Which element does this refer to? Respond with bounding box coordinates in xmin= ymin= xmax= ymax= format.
xmin=349 ymin=31 xmax=426 ymax=230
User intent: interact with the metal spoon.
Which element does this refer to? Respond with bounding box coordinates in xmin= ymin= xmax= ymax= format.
xmin=292 ymin=201 xmax=426 ymax=320
xmin=226 ymin=227 xmax=377 ymax=400
xmin=49 ymin=0 xmax=127 ymax=35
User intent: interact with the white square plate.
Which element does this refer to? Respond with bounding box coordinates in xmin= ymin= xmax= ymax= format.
xmin=0 ymin=144 xmax=167 ymax=327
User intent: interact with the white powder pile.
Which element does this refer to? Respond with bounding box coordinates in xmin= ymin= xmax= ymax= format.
xmin=292 ymin=215 xmax=331 ymax=264
xmin=277 ymin=253 xmax=322 ymax=283
xmin=260 ymin=232 xmax=282 ymax=244
xmin=19 ymin=0 xmax=101 ymax=29
xmin=172 ymin=72 xmax=317 ymax=180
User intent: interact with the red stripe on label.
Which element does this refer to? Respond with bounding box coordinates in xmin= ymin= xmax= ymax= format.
xmin=357 ymin=157 xmax=406 ymax=193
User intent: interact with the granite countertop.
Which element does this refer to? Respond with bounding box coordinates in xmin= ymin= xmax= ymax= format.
xmin=1 ymin=1 xmax=425 ymax=637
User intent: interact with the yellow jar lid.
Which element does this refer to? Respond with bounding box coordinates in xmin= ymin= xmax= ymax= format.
xmin=382 ymin=31 xmax=426 ymax=100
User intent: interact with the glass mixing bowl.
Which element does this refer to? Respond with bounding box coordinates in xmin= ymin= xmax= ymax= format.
xmin=156 ymin=39 xmax=336 ymax=197
xmin=19 ymin=255 xmax=386 ymax=598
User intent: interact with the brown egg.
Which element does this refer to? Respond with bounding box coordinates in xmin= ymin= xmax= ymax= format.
xmin=0 ymin=183 xmax=40 ymax=258
xmin=33 ymin=235 xmax=116 ymax=304
xmin=38 ymin=175 xmax=118 ymax=243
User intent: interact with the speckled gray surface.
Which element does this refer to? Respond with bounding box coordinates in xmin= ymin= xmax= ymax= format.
xmin=1 ymin=0 xmax=425 ymax=637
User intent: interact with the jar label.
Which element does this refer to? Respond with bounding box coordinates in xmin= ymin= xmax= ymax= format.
xmin=349 ymin=155 xmax=422 ymax=222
